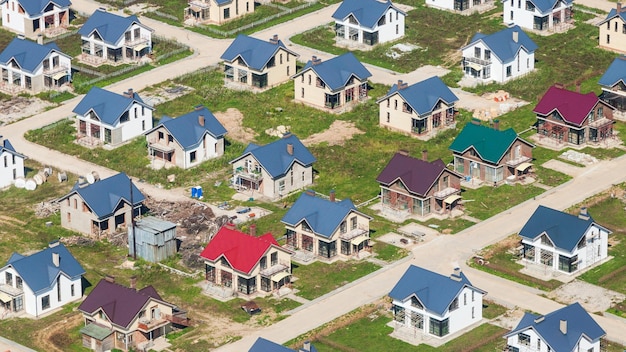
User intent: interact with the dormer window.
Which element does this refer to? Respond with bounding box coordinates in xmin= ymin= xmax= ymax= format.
xmin=410 ymin=296 xmax=423 ymax=309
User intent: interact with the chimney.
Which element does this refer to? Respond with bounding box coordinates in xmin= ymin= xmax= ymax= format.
xmin=493 ymin=119 xmax=500 ymax=130
xmin=312 ymin=56 xmax=322 ymax=65
xmin=105 ymin=275 xmax=115 ymax=283
xmin=450 ymin=267 xmax=462 ymax=281
xmin=282 ymin=131 xmax=292 ymax=139
xmin=269 ymin=34 xmax=279 ymax=44
xmin=37 ymin=34 xmax=43 ymax=45
xmin=194 ymin=104 xmax=204 ymax=111
xmin=512 ymin=30 xmax=518 ymax=43
xmin=48 ymin=240 xmax=60 ymax=248
xmin=421 ymin=149 xmax=428 ymax=161
xmin=305 ymin=189 xmax=316 ymax=197
xmin=576 ymin=82 xmax=581 ymax=93
xmin=301 ymin=341 xmax=311 ymax=352
xmin=471 ymin=118 xmax=481 ymax=125
xmin=224 ymin=223 xmax=236 ymax=230
xmin=130 ymin=276 xmax=137 ymax=289
xmin=534 ymin=316 xmax=545 ymax=324
xmin=287 ymin=143 xmax=294 ymax=155
xmin=249 ymin=224 xmax=257 ymax=237
xmin=329 ymin=190 xmax=335 ymax=202
xmin=554 ymin=82 xmax=565 ymax=89
xmin=198 ymin=114 xmax=205 ymax=127
xmin=579 ymin=207 xmax=590 ymax=220
xmin=397 ymin=80 xmax=408 ymax=90
xmin=52 ymin=252 xmax=60 ymax=267
xmin=618 ymin=2 xmax=622 ymax=13
xmin=397 ymin=149 xmax=409 ymax=156
xmin=559 ymin=319 xmax=567 ymax=334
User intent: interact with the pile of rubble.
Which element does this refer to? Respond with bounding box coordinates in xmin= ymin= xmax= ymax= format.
xmin=34 ymin=201 xmax=60 ymax=218
xmin=60 ymin=236 xmax=96 ymax=247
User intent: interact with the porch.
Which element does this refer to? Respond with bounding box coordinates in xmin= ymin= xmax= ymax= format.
xmin=148 ymin=143 xmax=176 ymax=169
xmin=450 ymin=0 xmax=495 ymax=14
xmin=0 ymin=284 xmax=24 ymax=318
xmin=410 ymin=109 xmax=456 ymax=140
xmin=184 ymin=0 xmax=211 ymax=23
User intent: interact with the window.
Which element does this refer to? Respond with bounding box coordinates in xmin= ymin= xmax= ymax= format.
xmin=510 ymin=11 xmax=513 ymax=20
xmin=506 ymin=65 xmax=512 ymax=77
xmin=190 ymin=151 xmax=197 ymax=163
xmin=134 ymin=107 xmax=137 ymax=118
xmin=57 ymin=276 xmax=61 ymax=302
xmin=340 ymin=221 xmax=347 ymax=234
xmin=142 ymin=120 xmax=146 ymax=130
xmin=3 ymin=156 xmax=6 ymax=167
xmin=484 ymin=50 xmax=491 ymax=60
xmin=378 ymin=16 xmax=386 ymax=26
xmin=464 ymin=293 xmax=467 ymax=305
xmin=607 ymin=34 xmax=611 ymax=44
xmin=42 ymin=295 xmax=50 ymax=310
xmin=387 ymin=99 xmax=390 ymax=108
xmin=224 ymin=8 xmax=230 ymax=19
xmin=396 ymin=24 xmax=398 ymax=35
xmin=302 ymin=222 xmax=312 ymax=232
xmin=474 ymin=47 xmax=481 ymax=58
xmin=394 ymin=99 xmax=398 ymax=110
xmin=517 ymin=0 xmax=521 ymax=8
xmin=11 ymin=154 xmax=15 ymax=164
xmin=302 ymin=171 xmax=305 ymax=181
xmin=74 ymin=199 xmax=78 ymax=209
xmin=472 ymin=306 xmax=475 ymax=318
xmin=287 ymin=66 xmax=290 ymax=76
xmin=271 ymin=252 xmax=278 ymax=266
xmin=158 ymin=131 xmax=164 ymax=140
xmin=389 ymin=12 xmax=392 ymax=22
xmin=5 ymin=272 xmax=12 ymax=286
xmin=410 ymin=296 xmax=423 ymax=309
xmin=386 ymin=112 xmax=390 ymax=123
xmin=350 ymin=216 xmax=357 ymax=230
xmin=316 ymin=77 xmax=325 ymax=88
xmin=396 ymin=11 xmax=398 ymax=20
xmin=537 ymin=339 xmax=541 ymax=350
xmin=607 ymin=21 xmax=611 ymax=30
xmin=71 ymin=284 xmax=75 ymax=296
xmin=518 ymin=333 xmax=531 ymax=346
xmin=260 ymin=256 xmax=267 ymax=269
xmin=301 ymin=75 xmax=304 ymax=83
xmin=472 ymin=290 xmax=475 ymax=302
xmin=235 ymin=0 xmax=239 ymax=15
xmin=308 ymin=74 xmax=311 ymax=85
xmin=279 ymin=180 xmax=285 ymax=192
xmin=616 ymin=22 xmax=618 ymax=32
xmin=449 ymin=297 xmax=459 ymax=311
xmin=429 ymin=318 xmax=449 ymax=337
xmin=301 ymin=87 xmax=304 ymax=98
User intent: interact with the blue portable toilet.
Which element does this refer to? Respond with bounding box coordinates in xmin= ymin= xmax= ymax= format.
xmin=191 ymin=187 xmax=198 ymax=198
xmin=196 ymin=186 xmax=203 ymax=199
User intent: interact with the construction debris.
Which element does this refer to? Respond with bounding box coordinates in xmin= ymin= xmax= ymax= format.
xmin=34 ymin=201 xmax=60 ymax=218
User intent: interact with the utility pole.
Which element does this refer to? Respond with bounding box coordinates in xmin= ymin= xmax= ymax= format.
xmin=130 ymin=176 xmax=137 ymax=261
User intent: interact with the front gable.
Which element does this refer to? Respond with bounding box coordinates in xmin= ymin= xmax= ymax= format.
xmin=388 ymin=178 xmax=410 ymax=193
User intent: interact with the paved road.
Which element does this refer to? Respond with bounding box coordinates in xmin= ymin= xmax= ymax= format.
xmin=0 ymin=336 xmax=37 ymax=352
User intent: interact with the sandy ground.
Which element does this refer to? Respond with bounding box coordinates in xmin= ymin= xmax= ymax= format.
xmin=214 ymin=108 xmax=257 ymax=144
xmin=547 ymin=280 xmax=625 ymax=313
xmin=0 ymin=97 xmax=54 ymax=124
xmin=301 ymin=120 xmax=365 ymax=146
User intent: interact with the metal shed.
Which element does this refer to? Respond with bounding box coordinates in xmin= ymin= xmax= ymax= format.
xmin=128 ymin=216 xmax=177 ymax=262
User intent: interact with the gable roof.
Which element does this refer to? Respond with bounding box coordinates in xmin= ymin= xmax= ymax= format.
xmin=521 ymin=0 xmax=572 ymax=13
xmin=4 ymin=242 xmax=85 ymax=295
xmin=505 ymin=303 xmax=605 ymax=351
xmin=293 ymin=53 xmax=372 ymax=91
xmin=231 ymin=134 xmax=316 ymax=179
xmin=518 ymin=205 xmax=610 ymax=252
xmin=0 ymin=37 xmax=68 ymax=73
xmin=449 ymin=123 xmax=533 ymax=164
xmin=465 ymin=26 xmax=537 ymax=63
xmin=78 ymin=279 xmax=170 ymax=328
xmin=331 ymin=0 xmax=405 ymax=29
xmin=281 ymin=192 xmax=371 ymax=239
xmin=248 ymin=337 xmax=295 ymax=352
xmin=599 ymin=56 xmax=626 ymax=88
xmin=376 ymin=152 xmax=456 ymax=197
xmin=377 ymin=76 xmax=458 ymax=116
xmin=221 ymin=34 xmax=299 ymax=71
xmin=389 ymin=265 xmax=486 ymax=316
xmin=0 ymin=137 xmax=26 ymax=159
xmin=59 ymin=172 xmax=145 ymax=220
xmin=199 ymin=226 xmax=283 ymax=275
xmin=73 ymin=87 xmax=152 ymax=127
xmin=9 ymin=0 xmax=71 ymax=16
xmin=597 ymin=7 xmax=626 ymax=26
xmin=146 ymin=107 xmax=227 ymax=151
xmin=533 ymin=85 xmax=605 ymax=126
xmin=78 ymin=9 xmax=152 ymax=45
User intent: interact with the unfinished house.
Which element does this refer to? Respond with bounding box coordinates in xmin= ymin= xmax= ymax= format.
xmin=1 ymin=0 xmax=71 ymax=37
xmin=599 ymin=56 xmax=626 ymax=116
xmin=184 ymin=0 xmax=253 ymax=25
xmin=598 ymin=3 xmax=626 ymax=53
xmin=59 ymin=173 xmax=145 ymax=237
xmin=128 ymin=217 xmax=177 ymax=263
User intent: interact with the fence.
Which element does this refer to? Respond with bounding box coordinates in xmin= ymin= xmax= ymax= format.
xmin=152 ymin=10 xmax=179 ymax=22
xmin=42 ymin=29 xmax=78 ymax=44
xmin=158 ymin=263 xmax=201 ymax=277
xmin=40 ymin=116 xmax=72 ymax=132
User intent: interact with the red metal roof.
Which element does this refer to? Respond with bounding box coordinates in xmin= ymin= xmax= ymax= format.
xmin=533 ymin=85 xmax=600 ymax=126
xmin=199 ymin=226 xmax=279 ymax=275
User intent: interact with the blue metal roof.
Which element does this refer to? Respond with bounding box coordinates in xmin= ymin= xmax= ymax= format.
xmin=505 ymin=303 xmax=605 ymax=351
xmin=73 ymin=87 xmax=151 ymax=127
xmin=281 ymin=192 xmax=371 ymax=239
xmin=522 ymin=0 xmax=572 ymax=13
xmin=332 ymin=0 xmax=405 ymax=29
xmin=215 ymin=0 xmax=232 ymax=5
xmin=78 ymin=9 xmax=150 ymax=45
xmin=0 ymin=138 xmax=26 ymax=159
xmin=232 ymin=134 xmax=316 ymax=179
xmin=519 ymin=205 xmax=608 ymax=252
xmin=248 ymin=337 xmax=294 ymax=352
xmin=61 ymin=173 xmax=145 ymax=220
xmin=0 ymin=37 xmax=67 ymax=73
xmin=221 ymin=34 xmax=297 ymax=71
xmin=293 ymin=53 xmax=372 ymax=92
xmin=10 ymin=0 xmax=71 ymax=16
xmin=378 ymin=76 xmax=458 ymax=116
xmin=466 ymin=26 xmax=537 ymax=63
xmin=148 ymin=107 xmax=227 ymax=151
xmin=389 ymin=265 xmax=485 ymax=316
xmin=4 ymin=243 xmax=85 ymax=295
xmin=599 ymin=56 xmax=626 ymax=88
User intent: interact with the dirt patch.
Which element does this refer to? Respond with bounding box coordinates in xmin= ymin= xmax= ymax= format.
xmin=547 ymin=280 xmax=625 ymax=313
xmin=141 ymin=84 xmax=195 ymax=107
xmin=177 ymin=311 xmax=261 ymax=349
xmin=301 ymin=120 xmax=365 ymax=146
xmin=34 ymin=313 xmax=82 ymax=352
xmin=0 ymin=96 xmax=53 ymax=125
xmin=213 ymin=108 xmax=256 ymax=144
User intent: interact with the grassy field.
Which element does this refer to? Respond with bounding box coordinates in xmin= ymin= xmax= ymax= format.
xmin=291 ymin=260 xmax=381 ymax=300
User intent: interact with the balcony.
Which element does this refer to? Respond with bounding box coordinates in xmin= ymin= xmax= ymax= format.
xmin=125 ymin=35 xmax=150 ymax=49
xmin=433 ymin=187 xmax=461 ymax=200
xmin=260 ymin=262 xmax=290 ymax=277
xmin=137 ymin=317 xmax=169 ymax=332
xmin=464 ymin=56 xmax=491 ymax=66
xmin=43 ymin=64 xmax=69 ymax=76
xmin=506 ymin=155 xmax=532 ymax=167
xmin=188 ymin=0 xmax=210 ymax=8
xmin=340 ymin=226 xmax=368 ymax=241
xmin=234 ymin=167 xmax=263 ymax=181
xmin=0 ymin=283 xmax=23 ymax=297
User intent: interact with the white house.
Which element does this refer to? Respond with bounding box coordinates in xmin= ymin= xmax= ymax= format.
xmin=426 ymin=0 xmax=494 ymax=13
xmin=389 ymin=265 xmax=486 ymax=339
xmin=504 ymin=303 xmax=606 ymax=352
xmin=461 ymin=25 xmax=537 ymax=83
xmin=0 ymin=136 xmax=25 ymax=189
xmin=503 ymin=0 xmax=573 ymax=32
xmin=519 ymin=205 xmax=610 ymax=274
xmin=332 ymin=0 xmax=405 ymax=46
xmin=0 ymin=241 xmax=85 ymax=318
xmin=73 ymin=87 xmax=154 ymax=147
xmin=78 ymin=9 xmax=153 ymax=65
xmin=0 ymin=37 xmax=71 ymax=94
xmin=0 ymin=0 xmax=71 ymax=37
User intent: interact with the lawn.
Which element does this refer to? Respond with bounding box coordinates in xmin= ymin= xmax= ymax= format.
xmin=462 ymin=184 xmax=545 ymax=220
xmin=291 ymin=260 xmax=381 ymax=300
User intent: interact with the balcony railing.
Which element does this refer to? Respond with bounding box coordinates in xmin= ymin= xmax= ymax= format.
xmin=433 ymin=187 xmax=461 ymax=199
xmin=188 ymin=0 xmax=210 ymax=8
xmin=43 ymin=64 xmax=69 ymax=76
xmin=125 ymin=35 xmax=150 ymax=47
xmin=260 ymin=262 xmax=290 ymax=277
xmin=137 ymin=317 xmax=169 ymax=332
xmin=506 ymin=155 xmax=531 ymax=167
xmin=340 ymin=226 xmax=368 ymax=241
xmin=234 ymin=167 xmax=263 ymax=181
xmin=465 ymin=56 xmax=491 ymax=66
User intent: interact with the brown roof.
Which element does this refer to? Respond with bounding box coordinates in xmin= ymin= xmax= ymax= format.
xmin=376 ymin=152 xmax=449 ymax=196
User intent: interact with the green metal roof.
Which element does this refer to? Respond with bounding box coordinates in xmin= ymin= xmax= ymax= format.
xmin=449 ymin=123 xmax=522 ymax=164
xmin=80 ymin=323 xmax=113 ymax=341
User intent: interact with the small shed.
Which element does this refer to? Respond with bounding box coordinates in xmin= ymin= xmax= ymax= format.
xmin=128 ymin=216 xmax=177 ymax=262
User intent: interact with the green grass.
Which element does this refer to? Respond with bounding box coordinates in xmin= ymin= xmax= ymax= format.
xmin=482 ymin=299 xmax=508 ymax=319
xmin=462 ymin=184 xmax=545 ymax=220
xmin=292 ymin=260 xmax=380 ymax=300
xmin=372 ymin=242 xmax=408 ymax=262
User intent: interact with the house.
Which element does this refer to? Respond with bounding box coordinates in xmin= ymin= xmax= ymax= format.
xmin=598 ymin=3 xmax=626 ymax=53
xmin=249 ymin=338 xmax=318 ymax=352
xmin=144 ymin=105 xmax=227 ymax=169
xmin=230 ymin=133 xmax=316 ymax=199
xmin=518 ymin=205 xmax=610 ymax=274
xmin=534 ymin=84 xmax=615 ymax=147
xmin=377 ymin=150 xmax=463 ymax=218
xmin=426 ymin=0 xmax=494 ymax=13
xmin=0 ymin=241 xmax=85 ymax=318
xmin=598 ymin=56 xmax=626 ymax=115
xmin=184 ymin=0 xmax=253 ymax=25
xmin=0 ymin=37 xmax=71 ymax=94
xmin=504 ymin=303 xmax=606 ymax=352
xmin=0 ymin=0 xmax=71 ymax=37
xmin=221 ymin=34 xmax=299 ymax=90
xmin=78 ymin=277 xmax=189 ymax=352
xmin=461 ymin=26 xmax=537 ymax=83
xmin=503 ymin=0 xmax=573 ymax=32
xmin=73 ymin=87 xmax=154 ymax=147
xmin=0 ymin=135 xmax=26 ymax=189
xmin=200 ymin=224 xmax=293 ymax=297
xmin=389 ymin=265 xmax=486 ymax=339
xmin=449 ymin=122 xmax=534 ymax=185
xmin=281 ymin=190 xmax=372 ymax=261
xmin=292 ymin=53 xmax=371 ymax=111
xmin=59 ymin=172 xmax=145 ymax=237
xmin=78 ymin=9 xmax=153 ymax=66
xmin=377 ymin=77 xmax=459 ymax=138
xmin=128 ymin=216 xmax=177 ymax=263
xmin=331 ymin=0 xmax=406 ymax=46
